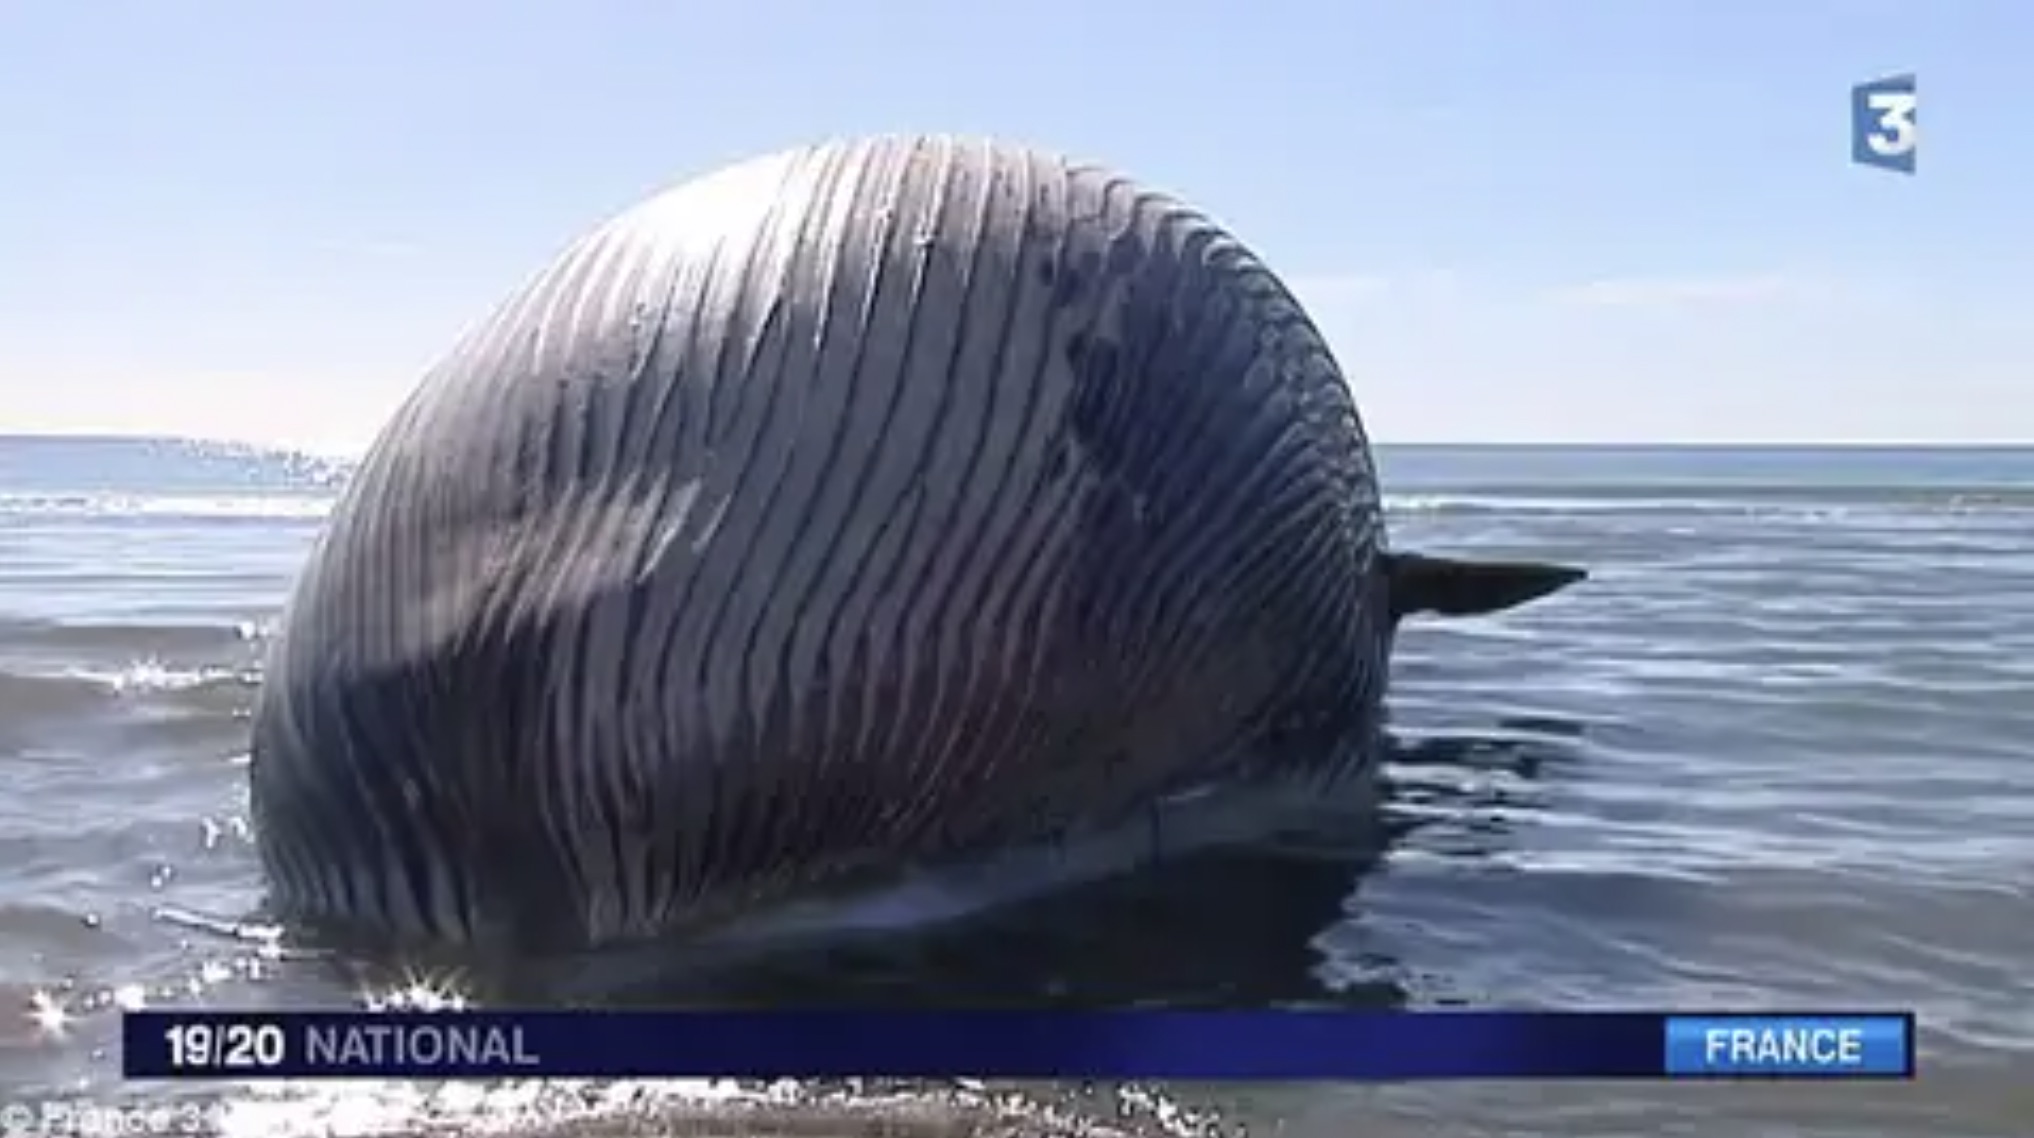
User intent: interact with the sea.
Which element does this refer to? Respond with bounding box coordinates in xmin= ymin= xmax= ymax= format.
xmin=0 ymin=434 xmax=2027 ymax=1138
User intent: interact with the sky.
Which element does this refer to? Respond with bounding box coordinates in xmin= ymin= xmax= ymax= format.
xmin=0 ymin=0 xmax=2027 ymax=453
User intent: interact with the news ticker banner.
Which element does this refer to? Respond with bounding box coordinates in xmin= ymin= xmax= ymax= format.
xmin=123 ymin=1010 xmax=1913 ymax=1081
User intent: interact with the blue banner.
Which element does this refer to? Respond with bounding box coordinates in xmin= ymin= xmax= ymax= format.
xmin=121 ymin=1010 xmax=1915 ymax=1081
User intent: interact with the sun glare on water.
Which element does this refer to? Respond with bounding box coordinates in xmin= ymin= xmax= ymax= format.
xmin=25 ymin=989 xmax=72 ymax=1041
xmin=358 ymin=968 xmax=475 ymax=1013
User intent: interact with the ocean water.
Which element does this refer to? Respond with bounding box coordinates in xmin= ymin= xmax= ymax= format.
xmin=1 ymin=434 xmax=2029 ymax=1137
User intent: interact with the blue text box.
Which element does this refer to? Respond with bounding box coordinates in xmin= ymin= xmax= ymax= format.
xmin=1663 ymin=1015 xmax=1912 ymax=1078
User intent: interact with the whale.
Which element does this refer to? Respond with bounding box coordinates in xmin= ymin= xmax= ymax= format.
xmin=248 ymin=134 xmax=1585 ymax=962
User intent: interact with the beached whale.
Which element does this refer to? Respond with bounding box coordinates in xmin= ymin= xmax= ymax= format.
xmin=248 ymin=134 xmax=1584 ymax=959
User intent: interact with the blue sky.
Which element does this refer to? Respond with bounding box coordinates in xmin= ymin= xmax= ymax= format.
xmin=0 ymin=0 xmax=2025 ymax=452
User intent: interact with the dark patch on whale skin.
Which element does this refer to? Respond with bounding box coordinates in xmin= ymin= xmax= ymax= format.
xmin=248 ymin=134 xmax=1585 ymax=963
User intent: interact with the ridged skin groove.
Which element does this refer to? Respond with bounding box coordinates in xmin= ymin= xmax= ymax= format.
xmin=250 ymin=135 xmax=1390 ymax=953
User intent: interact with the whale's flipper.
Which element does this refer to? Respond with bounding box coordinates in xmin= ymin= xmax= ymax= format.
xmin=1385 ymin=552 xmax=1587 ymax=621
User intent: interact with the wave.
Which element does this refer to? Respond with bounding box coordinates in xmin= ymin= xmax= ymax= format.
xmin=0 ymin=616 xmax=270 ymax=652
xmin=1384 ymin=489 xmax=2034 ymax=517
xmin=0 ymin=660 xmax=257 ymax=707
xmin=59 ymin=660 xmax=254 ymax=694
xmin=0 ymin=493 xmax=333 ymax=521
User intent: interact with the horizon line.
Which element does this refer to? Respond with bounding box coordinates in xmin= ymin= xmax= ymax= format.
xmin=3 ymin=430 xmax=2033 ymax=456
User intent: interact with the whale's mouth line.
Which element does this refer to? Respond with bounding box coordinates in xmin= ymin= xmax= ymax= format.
xmin=712 ymin=766 xmax=1383 ymax=948
xmin=420 ymin=761 xmax=1385 ymax=1002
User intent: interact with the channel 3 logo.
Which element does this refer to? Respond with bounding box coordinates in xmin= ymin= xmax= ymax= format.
xmin=1851 ymin=74 xmax=1917 ymax=174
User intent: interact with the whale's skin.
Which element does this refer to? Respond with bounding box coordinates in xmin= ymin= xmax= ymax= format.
xmin=249 ymin=135 xmax=1577 ymax=957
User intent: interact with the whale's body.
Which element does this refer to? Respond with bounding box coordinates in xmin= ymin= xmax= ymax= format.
xmin=250 ymin=135 xmax=1582 ymax=959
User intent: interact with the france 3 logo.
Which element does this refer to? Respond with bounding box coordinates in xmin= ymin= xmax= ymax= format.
xmin=1851 ymin=74 xmax=1916 ymax=175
